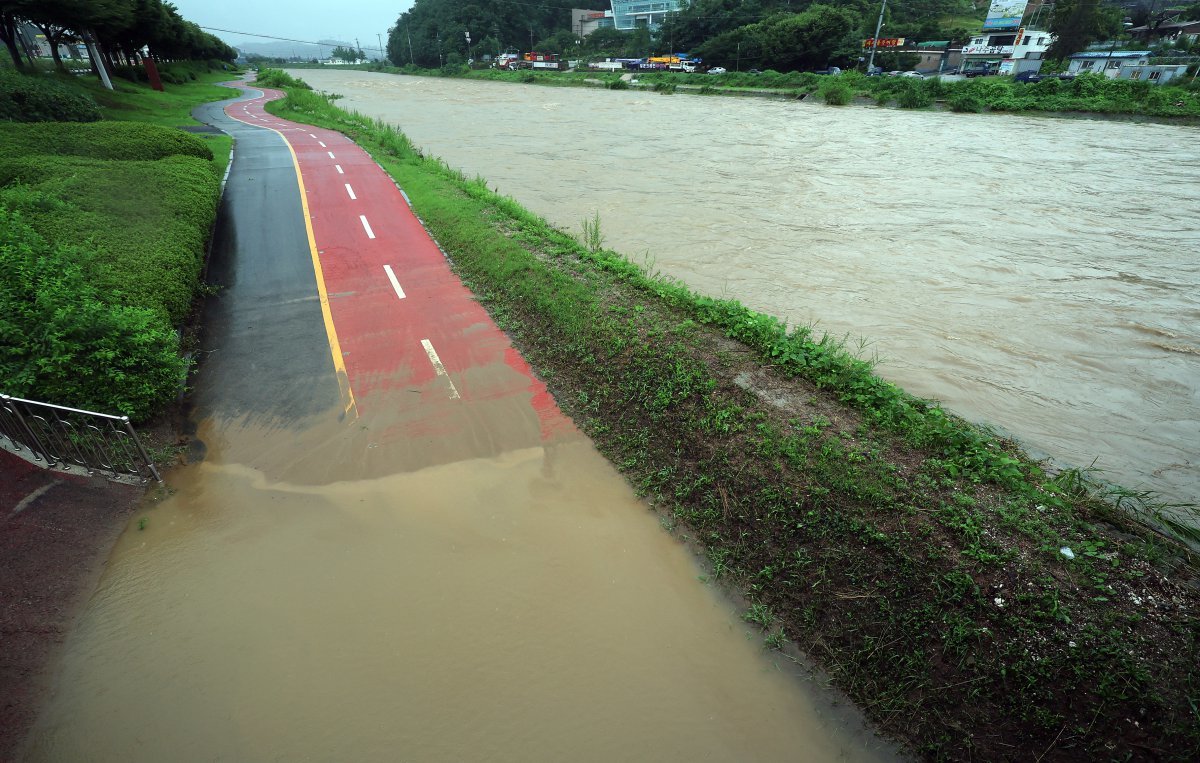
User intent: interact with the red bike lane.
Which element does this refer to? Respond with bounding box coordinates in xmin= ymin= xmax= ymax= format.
xmin=224 ymin=87 xmax=572 ymax=447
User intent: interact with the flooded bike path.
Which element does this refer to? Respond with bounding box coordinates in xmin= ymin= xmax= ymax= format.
xmin=21 ymin=84 xmax=897 ymax=761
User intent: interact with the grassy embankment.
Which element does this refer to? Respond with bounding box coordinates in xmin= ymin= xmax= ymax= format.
xmin=0 ymin=64 xmax=237 ymax=419
xmin=258 ymin=69 xmax=1199 ymax=761
xmin=329 ymin=60 xmax=1200 ymax=119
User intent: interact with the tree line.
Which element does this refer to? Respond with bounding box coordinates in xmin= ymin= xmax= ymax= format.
xmin=0 ymin=0 xmax=236 ymax=75
xmin=388 ymin=0 xmax=1197 ymax=73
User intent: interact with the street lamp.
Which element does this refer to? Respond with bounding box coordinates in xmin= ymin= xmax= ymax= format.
xmin=867 ymin=0 xmax=888 ymax=73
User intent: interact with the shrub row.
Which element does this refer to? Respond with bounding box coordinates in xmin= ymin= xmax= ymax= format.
xmin=0 ymin=68 xmax=101 ymax=122
xmin=0 ymin=117 xmax=221 ymax=418
xmin=0 ymin=121 xmax=213 ymax=162
xmin=0 ymin=205 xmax=186 ymax=419
xmin=0 ymin=155 xmax=219 ymax=325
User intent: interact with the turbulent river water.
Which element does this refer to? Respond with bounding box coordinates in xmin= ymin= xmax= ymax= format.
xmin=295 ymin=69 xmax=1200 ymax=511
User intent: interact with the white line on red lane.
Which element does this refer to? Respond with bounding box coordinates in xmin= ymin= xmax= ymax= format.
xmin=359 ymin=215 xmax=375 ymax=239
xmin=327 ymin=152 xmax=336 ymax=159
xmin=335 ymin=165 xmax=344 ymax=174
xmin=309 ymin=133 xmax=317 ymax=138
xmin=318 ymin=141 xmax=326 ymax=148
xmin=421 ymin=339 xmax=460 ymax=399
xmin=345 ymin=184 xmax=357 ymax=200
xmin=383 ymin=265 xmax=406 ymax=300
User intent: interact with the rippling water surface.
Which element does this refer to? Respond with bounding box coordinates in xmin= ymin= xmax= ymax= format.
xmin=296 ymin=70 xmax=1200 ymax=507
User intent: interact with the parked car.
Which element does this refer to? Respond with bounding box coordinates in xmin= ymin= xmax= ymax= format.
xmin=747 ymin=68 xmax=762 ymax=75
xmin=963 ymin=66 xmax=995 ymax=78
xmin=900 ymin=71 xmax=924 ymax=78
xmin=1013 ymin=71 xmax=1076 ymax=83
xmin=708 ymin=66 xmax=727 ymax=75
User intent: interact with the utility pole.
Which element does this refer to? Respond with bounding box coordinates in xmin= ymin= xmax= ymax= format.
xmin=867 ymin=0 xmax=887 ymax=73
xmin=407 ymin=24 xmax=415 ymax=66
xmin=377 ymin=33 xmax=383 ymax=62
xmin=355 ymin=37 xmax=362 ymax=62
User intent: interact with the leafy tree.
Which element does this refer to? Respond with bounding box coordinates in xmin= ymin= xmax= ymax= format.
xmin=0 ymin=1 xmax=30 ymax=70
xmin=1047 ymin=0 xmax=1124 ymax=61
xmin=388 ymin=0 xmax=607 ymax=68
xmin=694 ymin=5 xmax=863 ymax=71
xmin=331 ymin=44 xmax=364 ymax=62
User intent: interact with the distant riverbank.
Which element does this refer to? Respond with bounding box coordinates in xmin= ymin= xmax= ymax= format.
xmin=283 ymin=61 xmax=1200 ymax=122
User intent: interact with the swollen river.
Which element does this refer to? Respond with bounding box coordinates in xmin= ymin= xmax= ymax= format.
xmin=295 ymin=69 xmax=1200 ymax=509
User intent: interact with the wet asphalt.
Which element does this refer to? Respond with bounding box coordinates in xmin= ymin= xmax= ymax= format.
xmin=190 ymin=85 xmax=339 ymax=425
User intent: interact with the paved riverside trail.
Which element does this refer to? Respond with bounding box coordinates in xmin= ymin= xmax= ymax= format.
xmin=198 ymin=81 xmax=568 ymax=467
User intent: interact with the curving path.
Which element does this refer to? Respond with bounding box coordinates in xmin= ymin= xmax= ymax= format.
xmin=192 ymin=80 xmax=569 ymax=472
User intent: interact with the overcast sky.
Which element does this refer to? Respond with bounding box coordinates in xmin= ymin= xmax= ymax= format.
xmin=172 ymin=0 xmax=411 ymax=54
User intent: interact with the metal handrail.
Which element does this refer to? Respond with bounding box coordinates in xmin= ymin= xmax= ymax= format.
xmin=0 ymin=394 xmax=162 ymax=484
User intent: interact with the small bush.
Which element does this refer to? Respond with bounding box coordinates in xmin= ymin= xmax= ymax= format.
xmin=897 ymin=82 xmax=932 ymax=108
xmin=948 ymin=91 xmax=985 ymax=113
xmin=0 ymin=121 xmax=213 ymax=162
xmin=820 ymin=79 xmax=852 ymax=105
xmin=605 ymin=78 xmax=629 ymax=90
xmin=254 ymin=68 xmax=312 ymax=89
xmin=0 ymin=69 xmax=101 ymax=122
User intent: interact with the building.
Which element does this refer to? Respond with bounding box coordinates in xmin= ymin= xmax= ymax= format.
xmin=959 ymin=1 xmax=1053 ymax=75
xmin=609 ymin=0 xmax=683 ymax=31
xmin=960 ymin=28 xmax=1052 ymax=75
xmin=913 ymin=41 xmax=962 ymax=74
xmin=1066 ymin=50 xmax=1152 ymax=78
xmin=572 ymin=8 xmax=614 ymax=37
xmin=1116 ymin=63 xmax=1191 ymax=84
xmin=1129 ymin=19 xmax=1200 ymax=45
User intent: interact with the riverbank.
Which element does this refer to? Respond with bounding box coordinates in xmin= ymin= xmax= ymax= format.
xmin=261 ymin=71 xmax=1200 ymax=761
xmin=290 ymin=62 xmax=1200 ymax=123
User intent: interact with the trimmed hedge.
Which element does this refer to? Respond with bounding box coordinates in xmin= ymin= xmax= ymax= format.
xmin=0 ymin=68 xmax=102 ymax=122
xmin=0 ymin=156 xmax=220 ymax=325
xmin=0 ymin=121 xmax=213 ymax=162
xmin=0 ymin=205 xmax=186 ymax=419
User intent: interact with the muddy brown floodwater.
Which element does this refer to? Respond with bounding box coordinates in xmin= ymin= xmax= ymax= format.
xmin=23 ymin=194 xmax=898 ymax=761
xmin=291 ymin=69 xmax=1200 ymax=512
xmin=24 ymin=409 xmax=898 ymax=761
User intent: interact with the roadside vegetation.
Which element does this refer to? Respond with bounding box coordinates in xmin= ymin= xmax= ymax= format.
xmin=0 ymin=62 xmax=236 ymax=419
xmin=261 ymin=72 xmax=1200 ymax=761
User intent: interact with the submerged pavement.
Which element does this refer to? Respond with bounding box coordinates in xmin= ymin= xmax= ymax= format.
xmin=20 ymin=81 xmax=899 ymax=761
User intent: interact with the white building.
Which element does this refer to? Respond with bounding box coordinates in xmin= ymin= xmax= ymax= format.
xmin=1066 ymin=51 xmax=1152 ymax=78
xmin=572 ymin=9 xmax=615 ymax=37
xmin=961 ymin=28 xmax=1052 ymax=75
xmin=1117 ymin=64 xmax=1191 ymax=84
